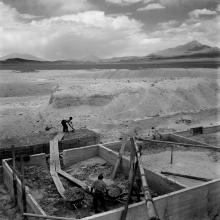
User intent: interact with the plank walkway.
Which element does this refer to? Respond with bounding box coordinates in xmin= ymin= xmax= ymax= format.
xmin=49 ymin=134 xmax=66 ymax=199
xmin=49 ymin=133 xmax=89 ymax=199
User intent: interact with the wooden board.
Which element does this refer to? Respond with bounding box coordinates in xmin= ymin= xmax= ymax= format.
xmin=54 ymin=133 xmax=64 ymax=142
xmin=50 ymin=136 xmax=66 ymax=200
xmin=50 ymin=170 xmax=66 ymax=200
xmin=112 ymin=140 xmax=127 ymax=179
xmin=57 ymin=170 xmax=89 ymax=192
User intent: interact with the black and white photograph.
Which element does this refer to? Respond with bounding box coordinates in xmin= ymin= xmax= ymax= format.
xmin=0 ymin=0 xmax=219 ymax=219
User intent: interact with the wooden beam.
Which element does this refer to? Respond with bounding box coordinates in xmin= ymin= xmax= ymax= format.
xmin=23 ymin=213 xmax=76 ymax=220
xmin=57 ymin=170 xmax=89 ymax=192
xmin=137 ymin=138 xmax=217 ymax=149
xmin=120 ymin=139 xmax=136 ymax=220
xmin=161 ymin=171 xmax=212 ymax=182
xmin=50 ymin=137 xmax=66 ymax=200
xmin=112 ymin=139 xmax=127 ymax=180
xmin=131 ymin=138 xmax=160 ymax=220
xmin=12 ymin=145 xmax=17 ymax=206
xmin=20 ymin=155 xmax=27 ymax=219
xmin=50 ymin=171 xmax=66 ymax=200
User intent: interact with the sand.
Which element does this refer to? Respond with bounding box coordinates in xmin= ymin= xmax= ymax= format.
xmin=0 ymin=68 xmax=219 ymax=145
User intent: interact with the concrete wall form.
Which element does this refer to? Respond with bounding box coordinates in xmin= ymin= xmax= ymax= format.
xmin=63 ymin=144 xmax=184 ymax=195
xmin=2 ymin=142 xmax=220 ymax=220
xmin=80 ymin=178 xmax=220 ymax=220
xmin=169 ymin=133 xmax=220 ymax=151
xmin=2 ymin=154 xmax=47 ymax=219
xmin=0 ymin=132 xmax=100 ymax=165
xmin=174 ymin=125 xmax=220 ymax=137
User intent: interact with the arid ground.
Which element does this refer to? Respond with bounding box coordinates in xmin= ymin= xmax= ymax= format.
xmin=0 ymin=68 xmax=219 ymax=146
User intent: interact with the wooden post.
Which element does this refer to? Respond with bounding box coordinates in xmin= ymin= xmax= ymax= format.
xmin=170 ymin=145 xmax=174 ymax=164
xmin=131 ymin=138 xmax=160 ymax=220
xmin=12 ymin=145 xmax=17 ymax=206
xmin=112 ymin=139 xmax=127 ymax=179
xmin=20 ymin=155 xmax=27 ymax=220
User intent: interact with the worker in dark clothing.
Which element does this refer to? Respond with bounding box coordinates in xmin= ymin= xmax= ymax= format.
xmin=61 ymin=117 xmax=74 ymax=132
xmin=132 ymin=175 xmax=142 ymax=202
xmin=91 ymin=174 xmax=108 ymax=213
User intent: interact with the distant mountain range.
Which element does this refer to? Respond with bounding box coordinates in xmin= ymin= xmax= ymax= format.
xmin=0 ymin=53 xmax=44 ymax=61
xmin=0 ymin=40 xmax=219 ymax=64
xmin=148 ymin=40 xmax=220 ymax=59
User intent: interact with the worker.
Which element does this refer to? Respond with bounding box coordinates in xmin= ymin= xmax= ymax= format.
xmin=148 ymin=127 xmax=161 ymax=140
xmin=132 ymin=174 xmax=142 ymax=202
xmin=61 ymin=117 xmax=74 ymax=132
xmin=91 ymin=174 xmax=108 ymax=213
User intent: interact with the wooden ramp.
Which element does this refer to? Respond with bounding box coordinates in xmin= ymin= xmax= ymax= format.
xmin=57 ymin=170 xmax=89 ymax=192
xmin=49 ymin=134 xmax=66 ymax=199
xmin=50 ymin=133 xmax=90 ymax=198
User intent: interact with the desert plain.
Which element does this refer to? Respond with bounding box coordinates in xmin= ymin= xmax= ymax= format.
xmin=0 ymin=68 xmax=219 ymax=146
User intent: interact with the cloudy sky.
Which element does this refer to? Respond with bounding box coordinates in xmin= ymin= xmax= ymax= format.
xmin=0 ymin=0 xmax=219 ymax=60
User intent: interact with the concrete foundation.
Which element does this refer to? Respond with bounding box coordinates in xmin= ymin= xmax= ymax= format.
xmin=1 ymin=125 xmax=220 ymax=220
xmin=0 ymin=128 xmax=100 ymax=165
xmin=2 ymin=154 xmax=47 ymax=220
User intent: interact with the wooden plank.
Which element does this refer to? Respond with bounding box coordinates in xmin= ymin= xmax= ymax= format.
xmin=54 ymin=133 xmax=64 ymax=142
xmin=23 ymin=212 xmax=76 ymax=220
xmin=20 ymin=156 xmax=27 ymax=218
xmin=137 ymin=137 xmax=218 ymax=149
xmin=53 ymin=140 xmax=61 ymax=171
xmin=50 ymin=170 xmax=66 ymax=199
xmin=50 ymin=137 xmax=66 ymax=200
xmin=12 ymin=145 xmax=17 ymax=206
xmin=131 ymin=137 xmax=160 ymax=220
xmin=112 ymin=140 xmax=127 ymax=179
xmin=49 ymin=140 xmax=56 ymax=172
xmin=57 ymin=170 xmax=89 ymax=192
xmin=161 ymin=171 xmax=212 ymax=182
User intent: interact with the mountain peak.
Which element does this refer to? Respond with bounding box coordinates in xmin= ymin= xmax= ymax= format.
xmin=149 ymin=40 xmax=219 ymax=58
xmin=0 ymin=53 xmax=44 ymax=61
xmin=185 ymin=40 xmax=203 ymax=46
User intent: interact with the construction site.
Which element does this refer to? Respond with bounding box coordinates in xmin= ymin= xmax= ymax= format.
xmin=0 ymin=125 xmax=220 ymax=220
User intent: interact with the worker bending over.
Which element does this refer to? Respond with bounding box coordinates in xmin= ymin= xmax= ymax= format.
xmin=148 ymin=127 xmax=162 ymax=140
xmin=91 ymin=174 xmax=108 ymax=213
xmin=61 ymin=117 xmax=74 ymax=132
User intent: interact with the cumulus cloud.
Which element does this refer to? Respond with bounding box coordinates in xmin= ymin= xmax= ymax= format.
xmin=151 ymin=9 xmax=220 ymax=48
xmin=189 ymin=8 xmax=217 ymax=19
xmin=0 ymin=2 xmax=161 ymax=59
xmin=137 ymin=3 xmax=165 ymax=11
xmin=1 ymin=0 xmax=92 ymax=17
xmin=105 ymin=0 xmax=142 ymax=5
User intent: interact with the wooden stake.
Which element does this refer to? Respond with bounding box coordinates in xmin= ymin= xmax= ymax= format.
xmin=12 ymin=145 xmax=17 ymax=206
xmin=170 ymin=145 xmax=174 ymax=164
xmin=20 ymin=155 xmax=27 ymax=220
xmin=112 ymin=139 xmax=127 ymax=179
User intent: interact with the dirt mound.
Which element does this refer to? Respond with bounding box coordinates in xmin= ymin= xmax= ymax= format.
xmin=0 ymin=82 xmax=55 ymax=97
xmin=64 ymin=187 xmax=84 ymax=202
xmin=49 ymin=92 xmax=113 ymax=108
xmin=48 ymin=77 xmax=219 ymax=121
